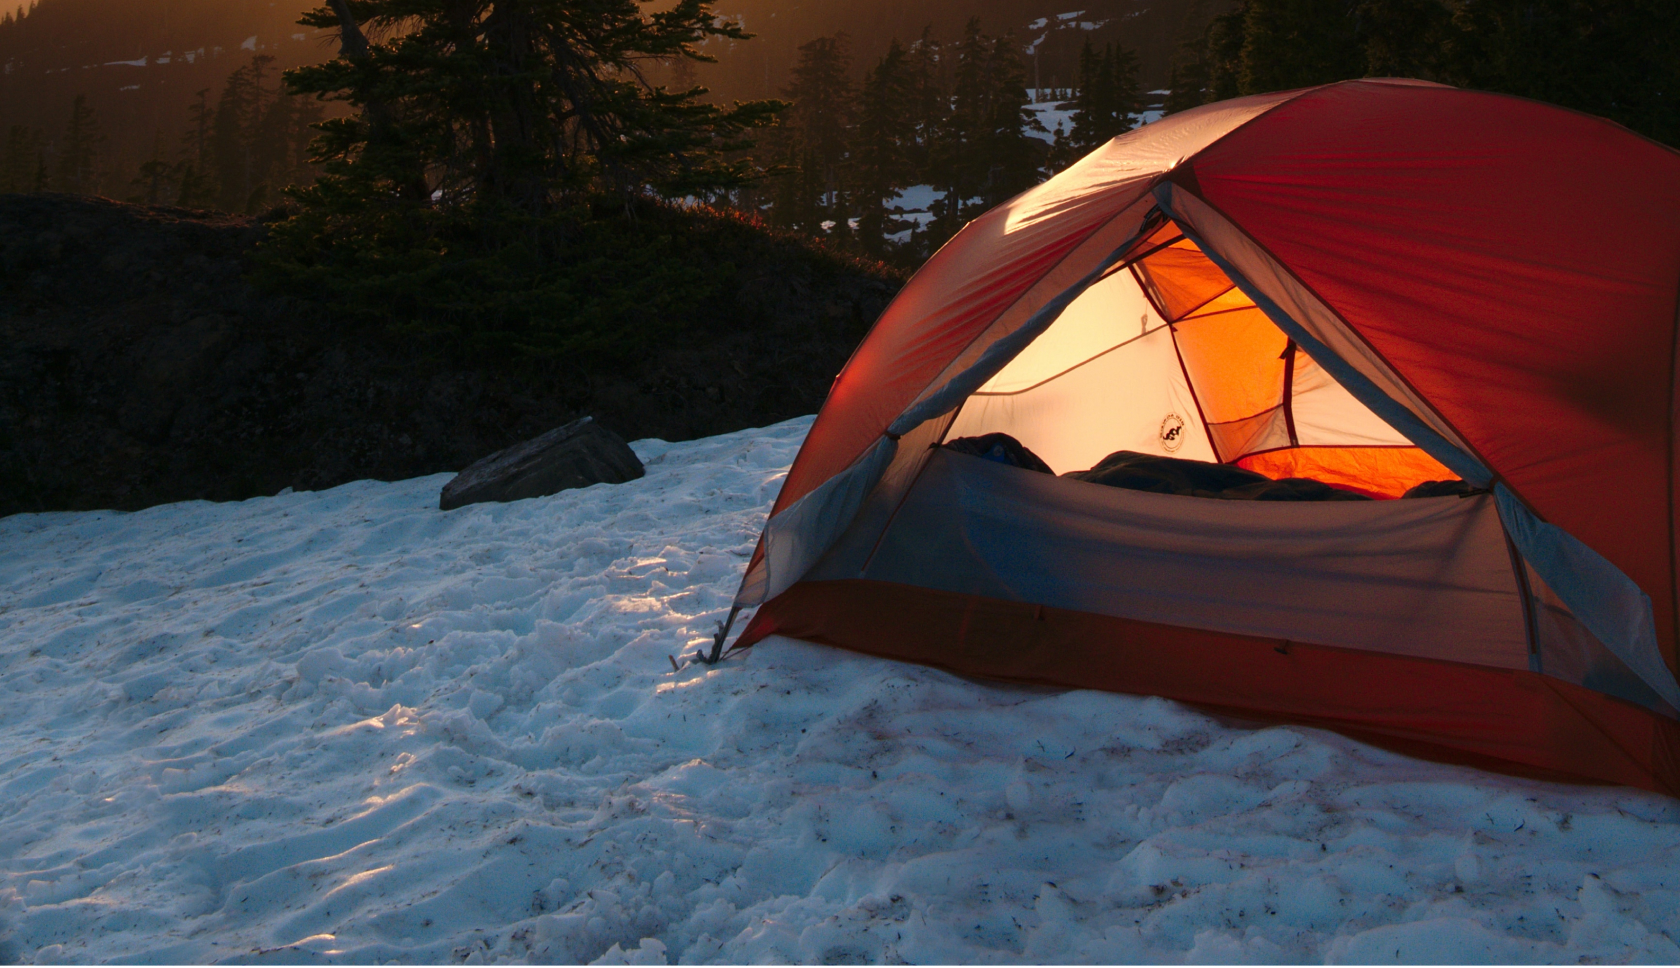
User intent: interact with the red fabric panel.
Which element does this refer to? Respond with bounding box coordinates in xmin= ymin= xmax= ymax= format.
xmin=1188 ymin=81 xmax=1680 ymax=667
xmin=737 ymin=579 xmax=1680 ymax=797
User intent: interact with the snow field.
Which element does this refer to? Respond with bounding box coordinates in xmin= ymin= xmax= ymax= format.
xmin=1 ymin=415 xmax=1679 ymax=963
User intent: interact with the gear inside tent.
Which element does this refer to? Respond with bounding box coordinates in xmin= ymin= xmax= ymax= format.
xmin=720 ymin=79 xmax=1680 ymax=796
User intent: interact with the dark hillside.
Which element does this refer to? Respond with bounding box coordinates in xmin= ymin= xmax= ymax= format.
xmin=0 ymin=193 xmax=901 ymax=516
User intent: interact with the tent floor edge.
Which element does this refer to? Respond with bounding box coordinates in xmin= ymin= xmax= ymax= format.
xmin=745 ymin=579 xmax=1680 ymax=798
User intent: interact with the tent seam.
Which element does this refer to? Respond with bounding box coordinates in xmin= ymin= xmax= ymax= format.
xmin=1669 ymin=267 xmax=1680 ymax=668
xmin=1167 ymin=83 xmax=1323 ymax=183
xmin=967 ymin=331 xmax=1161 ymax=397
xmin=1168 ymin=322 xmax=1221 ymax=461
xmin=758 ymin=199 xmax=1018 ymax=526
xmin=866 ymin=411 xmax=961 ymax=571
xmin=1505 ymin=531 xmax=1541 ymax=669
xmin=1236 ymin=442 xmax=1456 ymax=458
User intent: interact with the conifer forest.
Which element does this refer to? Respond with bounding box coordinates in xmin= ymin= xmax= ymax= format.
xmin=1 ymin=0 xmax=1677 ymax=360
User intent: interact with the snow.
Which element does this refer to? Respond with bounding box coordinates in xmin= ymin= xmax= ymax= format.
xmin=884 ymin=185 xmax=940 ymax=244
xmin=1025 ymin=98 xmax=1166 ymax=146
xmin=4 ymin=416 xmax=1680 ymax=963
xmin=1028 ymin=98 xmax=1075 ymax=145
xmin=889 ymin=185 xmax=940 ymax=214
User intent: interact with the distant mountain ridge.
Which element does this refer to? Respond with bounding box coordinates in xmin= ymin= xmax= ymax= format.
xmin=0 ymin=0 xmax=329 ymax=185
xmin=702 ymin=0 xmax=1213 ymax=102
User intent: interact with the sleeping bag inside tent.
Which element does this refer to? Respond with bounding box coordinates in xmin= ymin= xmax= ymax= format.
xmin=725 ymin=78 xmax=1680 ymax=796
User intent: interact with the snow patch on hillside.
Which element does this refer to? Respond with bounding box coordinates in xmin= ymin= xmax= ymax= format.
xmin=3 ymin=417 xmax=1680 ymax=963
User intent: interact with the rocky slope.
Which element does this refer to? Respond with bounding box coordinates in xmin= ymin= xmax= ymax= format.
xmin=0 ymin=193 xmax=901 ymax=516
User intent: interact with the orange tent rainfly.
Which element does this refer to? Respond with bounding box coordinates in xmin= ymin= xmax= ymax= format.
xmin=722 ymin=79 xmax=1680 ymax=796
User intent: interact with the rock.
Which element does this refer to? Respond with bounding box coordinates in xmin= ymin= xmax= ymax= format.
xmin=438 ymin=417 xmax=644 ymax=511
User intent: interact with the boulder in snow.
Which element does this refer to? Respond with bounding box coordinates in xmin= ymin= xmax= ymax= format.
xmin=439 ymin=417 xmax=643 ymax=510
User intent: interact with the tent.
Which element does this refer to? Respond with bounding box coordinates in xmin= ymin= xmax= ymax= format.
xmin=723 ymin=78 xmax=1680 ymax=795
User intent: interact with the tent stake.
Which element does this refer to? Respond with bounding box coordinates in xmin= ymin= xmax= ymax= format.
xmin=696 ymin=604 xmax=743 ymax=666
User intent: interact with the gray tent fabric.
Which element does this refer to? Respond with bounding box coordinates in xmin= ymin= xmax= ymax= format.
xmin=740 ymin=435 xmax=898 ymax=606
xmin=853 ymin=449 xmax=1531 ymax=666
xmin=1495 ymin=485 xmax=1680 ymax=711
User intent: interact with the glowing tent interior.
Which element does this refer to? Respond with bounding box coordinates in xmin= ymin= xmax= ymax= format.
xmin=722 ymin=79 xmax=1680 ymax=795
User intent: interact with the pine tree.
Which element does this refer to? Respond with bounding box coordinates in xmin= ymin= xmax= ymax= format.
xmin=1065 ymin=40 xmax=1102 ymax=144
xmin=1359 ymin=0 xmax=1453 ymax=78
xmin=55 ymin=94 xmax=102 ymax=195
xmin=211 ymin=55 xmax=273 ymax=212
xmin=248 ymin=78 xmax=303 ymax=211
xmin=1448 ymin=0 xmax=1680 ymax=148
xmin=284 ymin=0 xmax=782 ymax=217
xmin=927 ymin=19 xmax=1043 ymax=239
xmin=129 ymin=131 xmax=175 ymax=205
xmin=1238 ymin=0 xmax=1363 ymax=94
xmin=182 ymin=88 xmax=212 ymax=173
xmin=1065 ymin=40 xmax=1141 ymax=152
xmin=901 ymin=28 xmax=949 ymax=188
xmin=1160 ymin=0 xmax=1680 ymax=150
xmin=852 ymin=39 xmax=916 ymax=255
xmin=1163 ymin=0 xmax=1225 ymax=113
xmin=770 ymin=34 xmax=855 ymax=235
xmin=974 ymin=31 xmax=1044 ymax=206
xmin=163 ymin=59 xmax=324 ymax=213
xmin=665 ymin=53 xmax=700 ymax=95
xmin=925 ymin=20 xmax=988 ymax=240
xmin=177 ymin=87 xmax=216 ymax=208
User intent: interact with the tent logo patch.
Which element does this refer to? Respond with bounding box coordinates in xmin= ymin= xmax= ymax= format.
xmin=1160 ymin=413 xmax=1185 ymax=452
